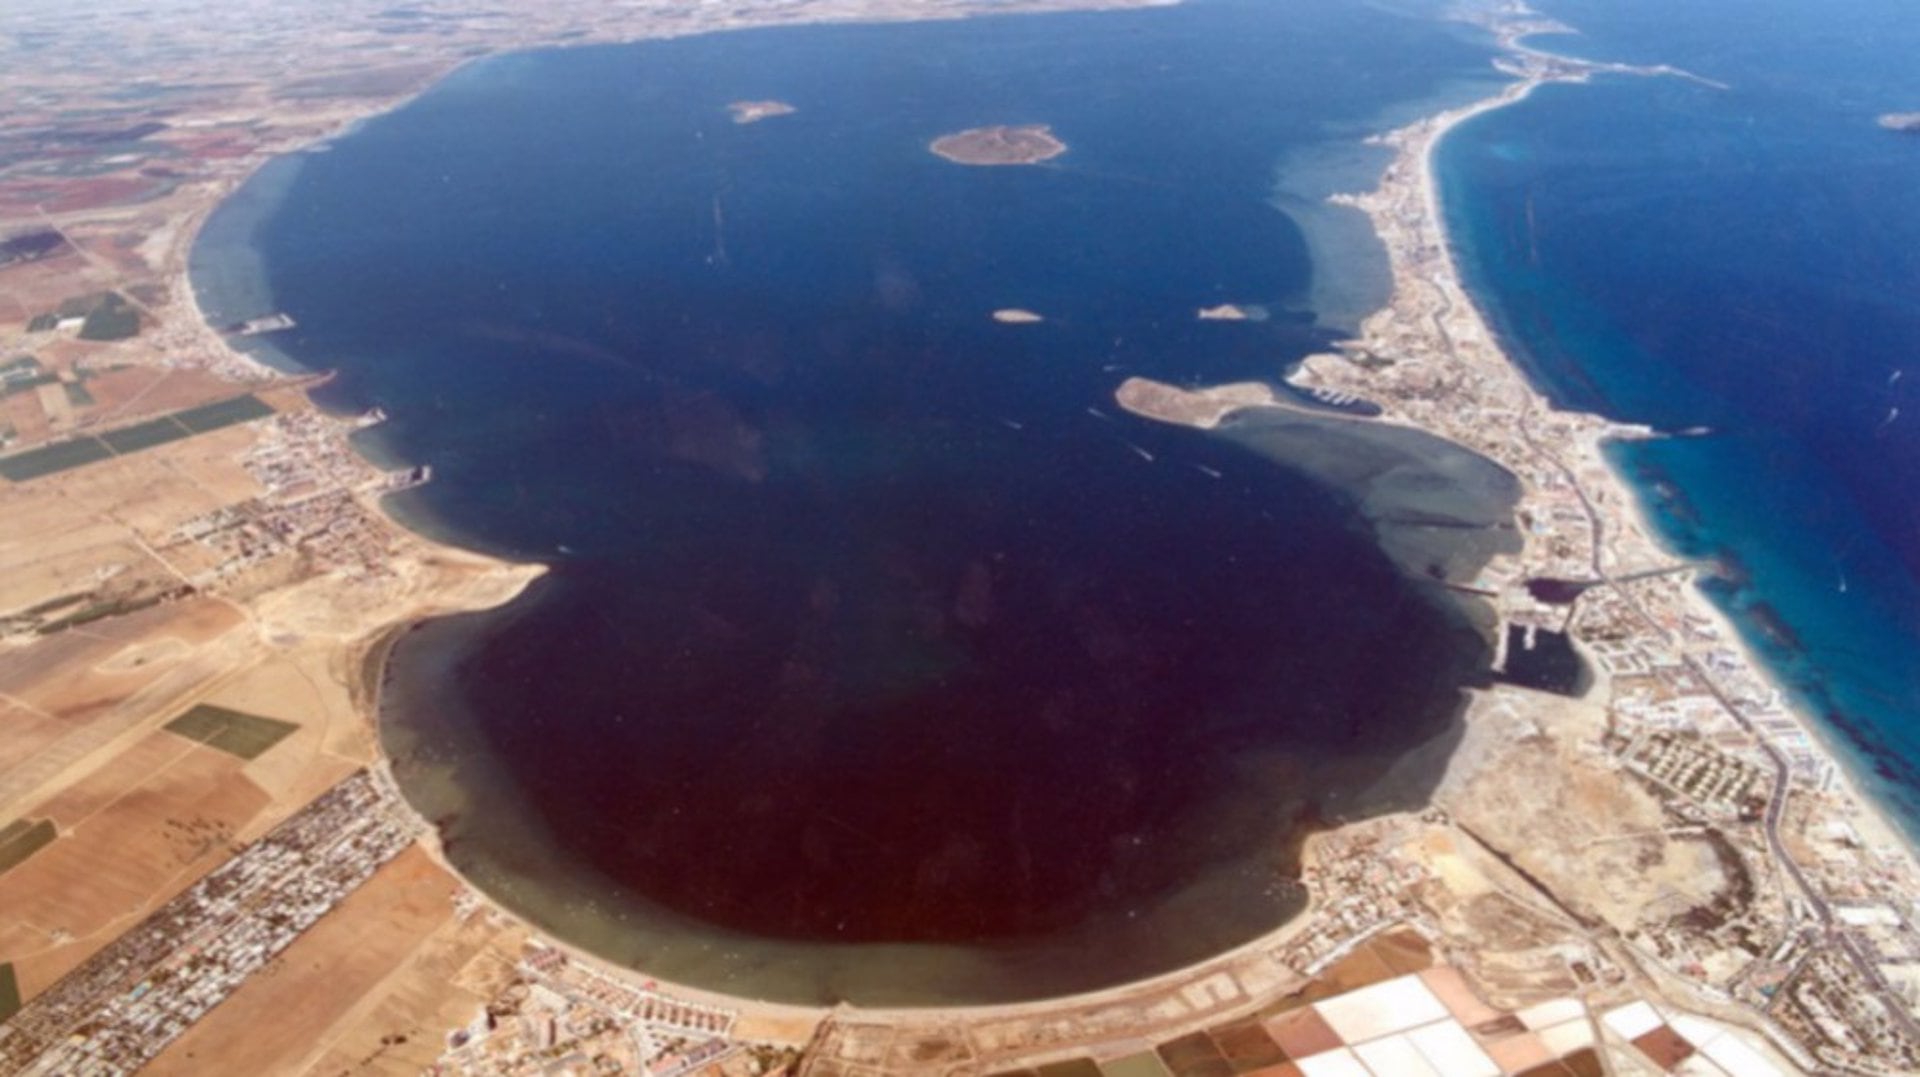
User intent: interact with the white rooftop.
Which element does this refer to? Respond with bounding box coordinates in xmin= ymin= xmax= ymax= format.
xmin=1836 ymin=903 xmax=1901 ymax=927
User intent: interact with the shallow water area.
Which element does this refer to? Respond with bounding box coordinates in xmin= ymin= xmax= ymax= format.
xmin=197 ymin=0 xmax=1513 ymax=1004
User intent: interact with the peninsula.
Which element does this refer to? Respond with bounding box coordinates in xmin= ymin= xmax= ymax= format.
xmin=929 ymin=123 xmax=1067 ymax=165
xmin=1115 ymin=8 xmax=1920 ymax=1073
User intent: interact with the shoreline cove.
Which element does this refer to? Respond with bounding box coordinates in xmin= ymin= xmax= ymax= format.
xmin=204 ymin=0 xmax=1507 ymax=1006
xmin=169 ymin=0 xmax=1920 ymax=1036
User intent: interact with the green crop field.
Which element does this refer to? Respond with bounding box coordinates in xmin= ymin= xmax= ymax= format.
xmin=0 ymin=393 xmax=272 ymax=482
xmin=164 ymin=704 xmax=299 ymax=760
xmin=0 ymin=818 xmax=57 ymax=874
xmin=99 ymin=416 xmax=191 ymax=454
xmin=0 ymin=437 xmax=114 ymax=481
xmin=77 ymin=293 xmax=141 ymax=342
xmin=174 ymin=393 xmax=274 ymax=432
xmin=0 ymin=963 xmax=19 ymax=1022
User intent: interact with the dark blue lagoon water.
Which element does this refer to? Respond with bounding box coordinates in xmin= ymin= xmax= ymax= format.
xmin=1438 ymin=1 xmax=1920 ymax=828
xmin=194 ymin=0 xmax=1513 ymax=1003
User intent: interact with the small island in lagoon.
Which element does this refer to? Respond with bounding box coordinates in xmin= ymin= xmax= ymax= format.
xmin=930 ymin=123 xmax=1067 ymax=165
xmin=727 ymin=99 xmax=796 ymax=124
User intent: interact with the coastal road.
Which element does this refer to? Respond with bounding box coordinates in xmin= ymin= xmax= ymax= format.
xmin=1511 ymin=392 xmax=1920 ymax=1047
xmin=1414 ymin=204 xmax=1835 ymax=939
xmin=1509 ymin=389 xmax=1829 ymax=921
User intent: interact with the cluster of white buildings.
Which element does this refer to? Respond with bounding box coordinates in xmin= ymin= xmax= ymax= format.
xmin=1283 ymin=817 xmax=1430 ymax=978
xmin=0 ymin=772 xmax=415 ymax=1076
xmin=430 ymin=944 xmax=766 ymax=1077
xmin=167 ymin=410 xmax=422 ymax=588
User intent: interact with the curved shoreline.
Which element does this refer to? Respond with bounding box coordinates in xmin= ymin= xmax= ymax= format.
xmin=372 ymin=592 xmax=1464 ymax=1027
xmin=170 ymin=0 xmax=1917 ymax=1057
xmin=202 ymin=27 xmax=1505 ymax=1013
xmin=185 ymin=0 xmax=1529 ymax=1021
xmin=370 ymin=569 xmax=1479 ymax=1007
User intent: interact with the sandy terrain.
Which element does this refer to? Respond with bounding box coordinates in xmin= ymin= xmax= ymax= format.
xmin=0 ymin=403 xmax=535 ymax=1012
xmin=77 ymin=367 xmax=258 ymax=430
xmin=0 ymin=601 xmax=250 ymax=810
xmin=1114 ymin=377 xmax=1275 ymax=429
xmin=296 ymin=908 xmax=529 ymax=1077
xmin=51 ymin=426 xmax=266 ymax=538
xmin=0 ymin=732 xmax=270 ymax=996
xmin=0 ymin=482 xmax=166 ymax=616
xmin=1441 ymin=694 xmax=1695 ymax=927
xmin=142 ymin=845 xmax=472 ymax=1077
xmin=0 ymin=700 xmax=64 ymax=782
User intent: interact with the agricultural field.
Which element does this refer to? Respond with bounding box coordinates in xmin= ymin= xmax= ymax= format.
xmin=0 ymin=818 xmax=56 ymax=874
xmin=164 ymin=703 xmax=299 ymax=761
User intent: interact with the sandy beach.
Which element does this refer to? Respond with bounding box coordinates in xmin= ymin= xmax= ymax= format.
xmin=1416 ymin=16 xmax=1920 ymax=873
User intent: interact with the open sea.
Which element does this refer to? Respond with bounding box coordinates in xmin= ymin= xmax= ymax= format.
xmin=1437 ymin=0 xmax=1920 ymax=833
xmin=193 ymin=0 xmax=1515 ymax=1004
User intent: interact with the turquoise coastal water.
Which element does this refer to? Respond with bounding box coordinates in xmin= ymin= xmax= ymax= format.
xmin=1437 ymin=0 xmax=1920 ymax=830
